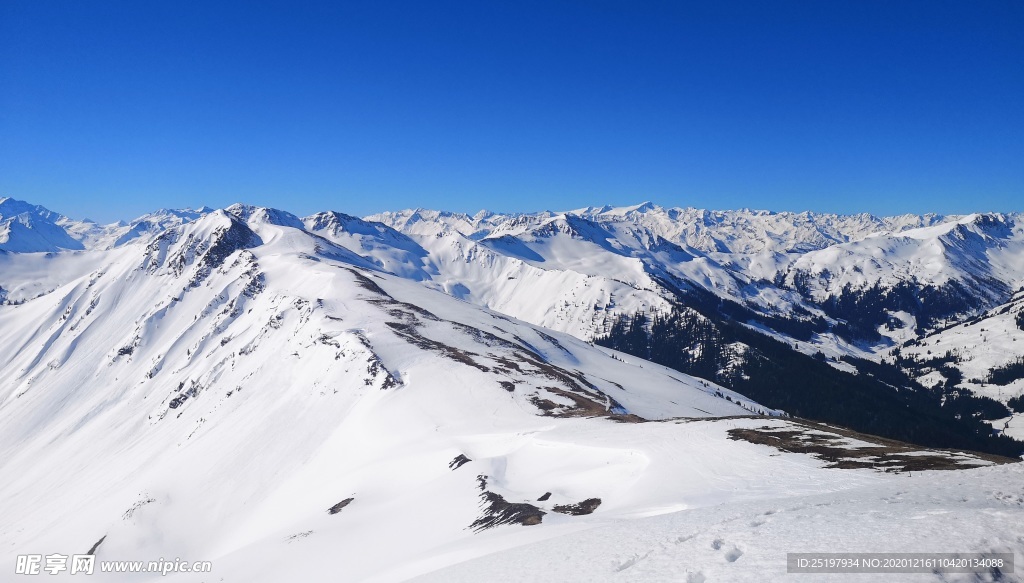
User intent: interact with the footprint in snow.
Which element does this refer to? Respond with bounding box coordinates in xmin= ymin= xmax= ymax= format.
xmin=614 ymin=552 xmax=649 ymax=572
xmin=724 ymin=547 xmax=744 ymax=562
xmin=673 ymin=533 xmax=696 ymax=545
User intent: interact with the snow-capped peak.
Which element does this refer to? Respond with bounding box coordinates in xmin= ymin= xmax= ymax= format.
xmin=0 ymin=198 xmax=83 ymax=253
xmin=0 ymin=197 xmax=66 ymax=223
xmin=224 ymin=203 xmax=305 ymax=229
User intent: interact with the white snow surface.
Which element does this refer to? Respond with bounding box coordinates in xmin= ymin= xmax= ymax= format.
xmin=414 ymin=458 xmax=1024 ymax=583
xmin=0 ymin=206 xmax=781 ymax=582
xmin=1 ymin=199 xmax=1023 ymax=582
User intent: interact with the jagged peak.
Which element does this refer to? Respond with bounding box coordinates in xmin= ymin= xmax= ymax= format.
xmin=224 ymin=203 xmax=304 ymax=229
xmin=303 ymin=210 xmax=400 ymax=239
xmin=0 ymin=197 xmax=65 ymax=223
xmin=127 ymin=207 xmax=211 ymax=230
xmin=0 ymin=199 xmax=83 ymax=253
xmin=141 ymin=209 xmax=262 ymax=282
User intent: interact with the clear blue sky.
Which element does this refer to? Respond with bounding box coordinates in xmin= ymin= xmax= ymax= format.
xmin=1 ymin=1 xmax=1021 ymax=223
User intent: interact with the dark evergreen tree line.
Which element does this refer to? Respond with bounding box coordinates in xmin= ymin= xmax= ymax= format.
xmin=596 ymin=302 xmax=1024 ymax=458
xmin=985 ymin=358 xmax=1024 ymax=386
xmin=1008 ymin=395 xmax=1024 ymax=414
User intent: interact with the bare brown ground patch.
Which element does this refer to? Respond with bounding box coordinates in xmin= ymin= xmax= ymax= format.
xmin=727 ymin=418 xmax=1019 ymax=472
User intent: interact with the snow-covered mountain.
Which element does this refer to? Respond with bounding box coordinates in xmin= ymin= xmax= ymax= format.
xmin=0 ymin=197 xmax=213 ymax=253
xmin=366 ymin=205 xmax=1018 ymax=368
xmin=891 ymin=288 xmax=1024 ymax=439
xmin=0 ymin=201 xmax=776 ymax=581
xmin=5 ymin=198 xmax=1024 ymax=414
xmin=365 ymin=202 xmax=1024 ymax=447
xmin=370 ymin=203 xmax=949 ymax=255
xmin=367 ymin=205 xmax=1024 ymax=345
xmin=1 ymin=197 xmax=1023 ymax=581
xmin=0 ymin=197 xmax=85 ymax=253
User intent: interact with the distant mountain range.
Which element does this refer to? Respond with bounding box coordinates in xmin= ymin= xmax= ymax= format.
xmin=4 ymin=197 xmax=1023 ymax=416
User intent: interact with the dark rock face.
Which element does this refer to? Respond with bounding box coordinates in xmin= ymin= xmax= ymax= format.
xmin=328 ymin=498 xmax=354 ymax=515
xmin=449 ymin=454 xmax=472 ymax=470
xmin=552 ymin=498 xmax=602 ymax=516
xmin=470 ymin=492 xmax=546 ymax=532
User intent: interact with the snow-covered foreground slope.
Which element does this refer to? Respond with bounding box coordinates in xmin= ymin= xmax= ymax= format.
xmin=415 ymin=456 xmax=1024 ymax=583
xmin=174 ymin=418 xmax=1015 ymax=583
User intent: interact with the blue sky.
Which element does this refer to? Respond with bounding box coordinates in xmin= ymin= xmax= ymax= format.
xmin=1 ymin=1 xmax=1021 ymax=223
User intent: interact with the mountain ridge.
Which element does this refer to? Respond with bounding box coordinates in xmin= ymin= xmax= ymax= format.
xmin=3 ymin=196 xmax=1023 ymax=443
xmin=2 ymin=196 xmax=1023 ymax=581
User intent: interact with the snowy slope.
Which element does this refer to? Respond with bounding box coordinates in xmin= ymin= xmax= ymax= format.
xmin=415 ymin=457 xmax=1024 ymax=583
xmin=0 ymin=206 xmax=779 ymax=582
xmin=1 ymin=200 xmax=1022 ymax=582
